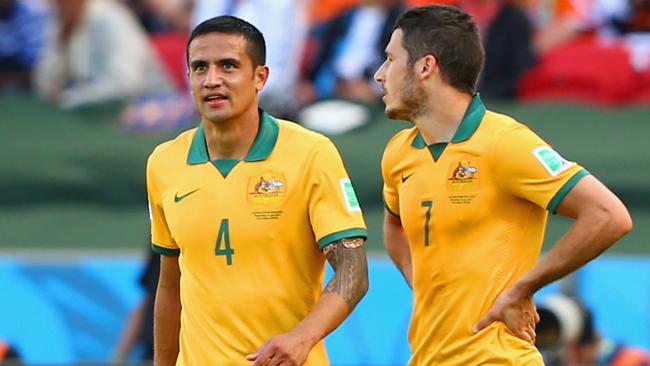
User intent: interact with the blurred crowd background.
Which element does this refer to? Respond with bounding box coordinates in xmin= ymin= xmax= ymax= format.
xmin=1 ymin=0 xmax=649 ymax=365
xmin=3 ymin=0 xmax=650 ymax=113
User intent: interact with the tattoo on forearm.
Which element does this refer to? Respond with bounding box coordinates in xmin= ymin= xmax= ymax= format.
xmin=323 ymin=237 xmax=368 ymax=309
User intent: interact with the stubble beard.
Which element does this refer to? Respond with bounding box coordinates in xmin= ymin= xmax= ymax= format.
xmin=385 ymin=70 xmax=427 ymax=122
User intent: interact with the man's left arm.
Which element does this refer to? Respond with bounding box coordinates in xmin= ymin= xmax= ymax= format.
xmin=247 ymin=237 xmax=368 ymax=366
xmin=474 ymin=175 xmax=632 ymax=343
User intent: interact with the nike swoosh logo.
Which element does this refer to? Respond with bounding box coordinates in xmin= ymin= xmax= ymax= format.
xmin=401 ymin=172 xmax=414 ymax=183
xmin=174 ymin=189 xmax=199 ymax=203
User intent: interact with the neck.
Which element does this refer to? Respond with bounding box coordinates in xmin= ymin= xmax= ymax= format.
xmin=413 ymin=87 xmax=473 ymax=145
xmin=203 ymin=107 xmax=260 ymax=160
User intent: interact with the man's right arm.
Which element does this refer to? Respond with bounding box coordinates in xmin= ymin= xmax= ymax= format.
xmin=154 ymin=254 xmax=181 ymax=366
xmin=383 ymin=210 xmax=412 ymax=288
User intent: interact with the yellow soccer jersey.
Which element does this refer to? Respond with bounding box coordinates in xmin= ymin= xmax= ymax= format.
xmin=147 ymin=111 xmax=367 ymax=366
xmin=382 ymin=95 xmax=587 ymax=366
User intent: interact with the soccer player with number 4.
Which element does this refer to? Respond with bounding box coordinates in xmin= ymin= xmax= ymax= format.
xmin=376 ymin=5 xmax=633 ymax=365
xmin=147 ymin=16 xmax=368 ymax=366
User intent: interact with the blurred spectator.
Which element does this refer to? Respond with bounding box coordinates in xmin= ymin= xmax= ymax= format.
xmin=526 ymin=0 xmax=591 ymax=54
xmin=113 ymin=248 xmax=160 ymax=362
xmin=592 ymin=0 xmax=650 ymax=35
xmin=191 ymin=0 xmax=308 ymax=117
xmin=407 ymin=0 xmax=456 ymax=6
xmin=444 ymin=0 xmax=536 ymax=99
xmin=308 ymin=0 xmax=359 ymax=24
xmin=122 ymin=0 xmax=192 ymax=32
xmin=519 ymin=0 xmax=650 ymax=105
xmin=477 ymin=0 xmax=536 ymax=98
xmin=625 ymin=0 xmax=650 ymax=33
xmin=401 ymin=1 xmax=535 ymax=99
xmin=299 ymin=0 xmax=405 ymax=105
xmin=536 ymin=294 xmax=650 ymax=366
xmin=0 ymin=339 xmax=21 ymax=364
xmin=34 ymin=0 xmax=174 ymax=109
xmin=120 ymin=91 xmax=198 ymax=132
xmin=0 ymin=0 xmax=47 ymax=91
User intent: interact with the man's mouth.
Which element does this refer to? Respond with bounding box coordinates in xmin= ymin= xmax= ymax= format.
xmin=204 ymin=94 xmax=228 ymax=106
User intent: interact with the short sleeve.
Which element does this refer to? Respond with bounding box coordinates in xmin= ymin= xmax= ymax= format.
xmin=146 ymin=154 xmax=179 ymax=256
xmin=381 ymin=141 xmax=400 ymax=218
xmin=492 ymin=124 xmax=589 ymax=213
xmin=307 ymin=140 xmax=367 ymax=249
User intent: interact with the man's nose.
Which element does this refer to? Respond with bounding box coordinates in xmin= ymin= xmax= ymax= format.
xmin=204 ymin=66 xmax=221 ymax=88
xmin=374 ymin=63 xmax=385 ymax=83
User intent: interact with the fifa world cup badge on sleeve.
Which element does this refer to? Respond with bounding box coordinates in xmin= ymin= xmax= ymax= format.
xmin=339 ymin=178 xmax=361 ymax=212
xmin=532 ymin=146 xmax=572 ymax=177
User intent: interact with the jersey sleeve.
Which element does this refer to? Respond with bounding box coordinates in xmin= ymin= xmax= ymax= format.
xmin=146 ymin=153 xmax=179 ymax=256
xmin=381 ymin=138 xmax=400 ymax=218
xmin=307 ymin=140 xmax=367 ymax=249
xmin=492 ymin=124 xmax=589 ymax=213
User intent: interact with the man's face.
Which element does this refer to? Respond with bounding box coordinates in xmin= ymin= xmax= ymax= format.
xmin=187 ymin=32 xmax=267 ymax=124
xmin=374 ymin=29 xmax=426 ymax=121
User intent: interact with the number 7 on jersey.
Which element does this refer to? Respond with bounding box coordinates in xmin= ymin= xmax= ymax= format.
xmin=422 ymin=201 xmax=432 ymax=246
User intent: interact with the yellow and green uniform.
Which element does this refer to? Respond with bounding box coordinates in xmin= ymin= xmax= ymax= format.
xmin=382 ymin=95 xmax=588 ymax=366
xmin=147 ymin=111 xmax=367 ymax=366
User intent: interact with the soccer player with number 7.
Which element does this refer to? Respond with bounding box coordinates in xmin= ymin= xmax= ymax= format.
xmin=147 ymin=16 xmax=368 ymax=366
xmin=376 ymin=5 xmax=632 ymax=365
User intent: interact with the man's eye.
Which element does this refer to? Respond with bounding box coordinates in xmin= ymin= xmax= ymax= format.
xmin=194 ymin=65 xmax=207 ymax=72
xmin=223 ymin=64 xmax=235 ymax=70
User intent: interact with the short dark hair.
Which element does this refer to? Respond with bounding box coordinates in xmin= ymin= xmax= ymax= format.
xmin=186 ymin=15 xmax=266 ymax=68
xmin=395 ymin=5 xmax=484 ymax=94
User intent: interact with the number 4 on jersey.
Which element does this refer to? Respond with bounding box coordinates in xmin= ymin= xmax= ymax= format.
xmin=215 ymin=218 xmax=235 ymax=265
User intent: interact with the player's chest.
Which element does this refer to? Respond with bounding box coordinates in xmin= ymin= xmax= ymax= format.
xmin=398 ymin=151 xmax=496 ymax=230
xmin=161 ymin=163 xmax=304 ymax=235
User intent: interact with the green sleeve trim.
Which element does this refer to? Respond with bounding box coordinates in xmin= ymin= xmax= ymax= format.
xmin=317 ymin=228 xmax=368 ymax=249
xmin=152 ymin=243 xmax=180 ymax=256
xmin=547 ymin=169 xmax=590 ymax=214
xmin=383 ymin=196 xmax=400 ymax=219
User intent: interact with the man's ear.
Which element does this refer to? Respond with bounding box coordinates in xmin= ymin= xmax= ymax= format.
xmin=418 ymin=54 xmax=438 ymax=80
xmin=255 ymin=65 xmax=270 ymax=92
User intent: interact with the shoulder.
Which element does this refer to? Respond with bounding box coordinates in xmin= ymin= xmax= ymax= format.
xmin=275 ymin=119 xmax=352 ymax=169
xmin=484 ymin=110 xmax=523 ymax=130
xmin=382 ymin=126 xmax=418 ymax=165
xmin=148 ymin=127 xmax=197 ymax=168
xmin=482 ymin=110 xmax=554 ymax=166
xmin=481 ymin=110 xmax=537 ymax=144
xmin=277 ymin=119 xmax=333 ymax=149
xmin=446 ymin=109 xmax=542 ymax=165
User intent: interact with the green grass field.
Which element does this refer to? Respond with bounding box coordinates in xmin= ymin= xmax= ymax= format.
xmin=1 ymin=95 xmax=648 ymax=254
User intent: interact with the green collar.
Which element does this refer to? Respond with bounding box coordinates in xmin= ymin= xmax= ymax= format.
xmin=187 ymin=110 xmax=279 ymax=164
xmin=411 ymin=94 xmax=486 ymax=149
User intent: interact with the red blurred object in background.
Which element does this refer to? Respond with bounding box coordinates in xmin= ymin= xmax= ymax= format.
xmin=149 ymin=32 xmax=189 ymax=91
